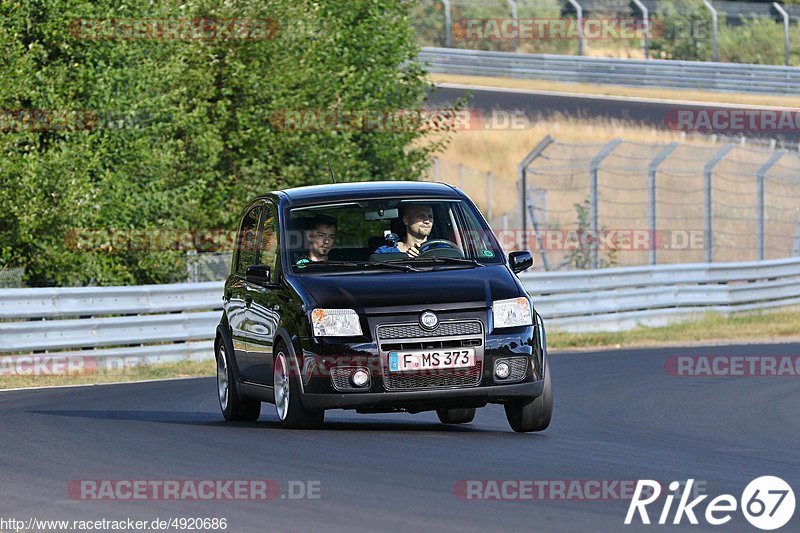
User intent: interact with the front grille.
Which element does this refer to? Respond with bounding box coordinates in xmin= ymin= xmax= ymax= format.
xmin=377 ymin=319 xmax=485 ymax=391
xmin=495 ymin=357 xmax=529 ymax=383
xmin=377 ymin=321 xmax=482 ymax=340
xmin=383 ymin=363 xmax=483 ymax=391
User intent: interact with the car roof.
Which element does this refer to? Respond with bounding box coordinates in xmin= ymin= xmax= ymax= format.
xmin=275 ymin=180 xmax=463 ymax=205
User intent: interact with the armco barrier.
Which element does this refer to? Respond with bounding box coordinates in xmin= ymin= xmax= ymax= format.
xmin=419 ymin=47 xmax=800 ymax=95
xmin=1 ymin=257 xmax=799 ymax=368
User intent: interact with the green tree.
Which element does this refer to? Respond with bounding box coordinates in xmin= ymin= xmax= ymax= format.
xmin=0 ymin=0 xmax=448 ymax=286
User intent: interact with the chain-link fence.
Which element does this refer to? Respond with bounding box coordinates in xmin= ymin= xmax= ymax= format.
xmin=518 ymin=136 xmax=800 ymax=270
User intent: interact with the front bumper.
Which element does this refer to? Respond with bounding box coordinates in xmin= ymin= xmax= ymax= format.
xmin=300 ymin=379 xmax=543 ymax=411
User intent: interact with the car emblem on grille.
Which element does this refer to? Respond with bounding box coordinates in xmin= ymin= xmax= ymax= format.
xmin=420 ymin=311 xmax=438 ymax=330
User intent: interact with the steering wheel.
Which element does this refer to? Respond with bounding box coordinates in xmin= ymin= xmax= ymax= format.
xmin=418 ymin=239 xmax=460 ymax=256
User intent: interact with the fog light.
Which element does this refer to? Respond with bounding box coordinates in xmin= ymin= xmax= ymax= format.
xmin=495 ymin=361 xmax=511 ymax=380
xmin=351 ymin=369 xmax=370 ymax=387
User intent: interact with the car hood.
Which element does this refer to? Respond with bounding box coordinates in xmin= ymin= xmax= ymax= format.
xmin=292 ymin=265 xmax=523 ymax=314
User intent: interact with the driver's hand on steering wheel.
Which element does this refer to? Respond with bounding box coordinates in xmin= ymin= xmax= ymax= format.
xmin=406 ymin=244 xmax=421 ymax=258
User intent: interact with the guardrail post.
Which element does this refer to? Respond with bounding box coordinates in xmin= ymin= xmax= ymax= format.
xmin=632 ymin=0 xmax=650 ymax=59
xmin=703 ymin=0 xmax=719 ymax=62
xmin=757 ymin=151 xmax=785 ymax=260
xmin=589 ymin=139 xmax=623 ymax=269
xmin=774 ymin=2 xmax=790 ymax=66
xmin=566 ymin=0 xmax=585 ymax=56
xmin=704 ymin=144 xmax=734 ymax=263
xmin=506 ymin=0 xmax=520 ymax=52
xmin=442 ymin=0 xmax=452 ymax=48
xmin=648 ymin=143 xmax=679 ymax=265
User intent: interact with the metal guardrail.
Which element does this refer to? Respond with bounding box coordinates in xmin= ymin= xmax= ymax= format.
xmin=1 ymin=257 xmax=799 ymax=369
xmin=521 ymin=256 xmax=800 ymax=332
xmin=0 ymin=282 xmax=223 ymax=368
xmin=420 ymin=47 xmax=800 ymax=95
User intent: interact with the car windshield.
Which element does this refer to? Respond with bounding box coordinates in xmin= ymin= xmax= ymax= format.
xmin=285 ymin=198 xmax=504 ymax=272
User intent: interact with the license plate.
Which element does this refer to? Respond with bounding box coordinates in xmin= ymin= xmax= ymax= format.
xmin=388 ymin=349 xmax=475 ymax=372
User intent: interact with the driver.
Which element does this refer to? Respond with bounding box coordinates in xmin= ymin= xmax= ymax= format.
xmin=374 ymin=203 xmax=432 ymax=257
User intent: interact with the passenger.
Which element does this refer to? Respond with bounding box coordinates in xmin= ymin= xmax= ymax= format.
xmin=374 ymin=203 xmax=432 ymax=258
xmin=297 ymin=214 xmax=337 ymax=264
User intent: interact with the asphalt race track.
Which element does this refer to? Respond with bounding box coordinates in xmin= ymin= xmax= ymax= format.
xmin=2 ymin=343 xmax=799 ymax=532
xmin=427 ymin=85 xmax=800 ymax=146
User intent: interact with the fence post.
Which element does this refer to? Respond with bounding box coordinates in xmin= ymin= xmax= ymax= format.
xmin=442 ymin=0 xmax=452 ymax=48
xmin=566 ymin=0 xmax=585 ymax=56
xmin=632 ymin=0 xmax=650 ymax=59
xmin=774 ymin=3 xmax=790 ymax=66
xmin=589 ymin=139 xmax=623 ymax=269
xmin=518 ymin=135 xmax=554 ymax=235
xmin=757 ymin=151 xmax=785 ymax=260
xmin=793 ymin=208 xmax=800 ymax=257
xmin=505 ymin=0 xmax=520 ymax=52
xmin=648 ymin=143 xmax=679 ymax=265
xmin=487 ymin=171 xmax=493 ymax=221
xmin=703 ymin=0 xmax=719 ymax=62
xmin=704 ymin=144 xmax=734 ymax=263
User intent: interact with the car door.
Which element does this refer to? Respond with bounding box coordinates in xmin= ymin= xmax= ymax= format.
xmin=226 ymin=204 xmax=262 ymax=377
xmin=243 ymin=202 xmax=282 ymax=385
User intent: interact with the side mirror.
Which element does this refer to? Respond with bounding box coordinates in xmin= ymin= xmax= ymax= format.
xmin=246 ymin=264 xmax=272 ymax=285
xmin=508 ymin=251 xmax=533 ymax=274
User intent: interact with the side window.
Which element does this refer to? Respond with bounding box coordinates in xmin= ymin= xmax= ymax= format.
xmin=257 ymin=204 xmax=278 ymax=282
xmin=235 ymin=206 xmax=262 ymax=275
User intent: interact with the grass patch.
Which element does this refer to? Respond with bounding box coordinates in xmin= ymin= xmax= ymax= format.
xmin=0 ymin=359 xmax=214 ymax=391
xmin=431 ymin=73 xmax=800 ymax=108
xmin=548 ymin=308 xmax=800 ymax=351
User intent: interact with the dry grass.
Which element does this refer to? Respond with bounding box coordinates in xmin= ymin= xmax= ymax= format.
xmin=549 ymin=307 xmax=800 ymax=351
xmin=430 ymin=73 xmax=800 ymax=108
xmin=0 ymin=359 xmax=214 ymax=391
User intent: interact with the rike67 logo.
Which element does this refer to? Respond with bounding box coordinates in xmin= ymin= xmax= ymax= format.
xmin=625 ymin=477 xmax=795 ymax=530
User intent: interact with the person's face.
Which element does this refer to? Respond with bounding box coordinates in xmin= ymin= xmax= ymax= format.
xmin=403 ymin=204 xmax=433 ymax=240
xmin=307 ymin=224 xmax=336 ymax=260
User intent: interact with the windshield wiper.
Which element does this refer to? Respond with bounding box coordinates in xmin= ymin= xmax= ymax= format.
xmin=379 ymin=257 xmax=485 ymax=268
xmin=297 ymin=260 xmax=420 ymax=272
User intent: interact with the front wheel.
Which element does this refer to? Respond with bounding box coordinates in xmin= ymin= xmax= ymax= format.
xmin=274 ymin=347 xmax=324 ymax=429
xmin=436 ymin=408 xmax=476 ymax=424
xmin=504 ymin=365 xmax=552 ymax=433
xmin=217 ymin=340 xmax=261 ymax=422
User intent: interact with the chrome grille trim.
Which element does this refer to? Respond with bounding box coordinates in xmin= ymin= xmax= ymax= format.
xmin=376 ymin=320 xmax=482 ymax=340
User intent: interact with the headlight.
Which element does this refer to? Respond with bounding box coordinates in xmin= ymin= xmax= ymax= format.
xmin=311 ymin=308 xmax=363 ymax=337
xmin=493 ymin=297 xmax=533 ymax=328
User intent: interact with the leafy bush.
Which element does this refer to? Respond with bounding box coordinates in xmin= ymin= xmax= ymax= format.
xmin=0 ymin=0 xmax=449 ymax=286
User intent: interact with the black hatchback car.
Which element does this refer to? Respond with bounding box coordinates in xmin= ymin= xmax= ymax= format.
xmin=214 ymin=181 xmax=552 ymax=432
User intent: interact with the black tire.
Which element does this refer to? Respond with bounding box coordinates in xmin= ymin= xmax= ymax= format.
xmin=504 ymin=363 xmax=552 ymax=433
xmin=273 ymin=344 xmax=325 ymax=429
xmin=216 ymin=338 xmax=261 ymax=422
xmin=436 ymin=407 xmax=476 ymax=424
